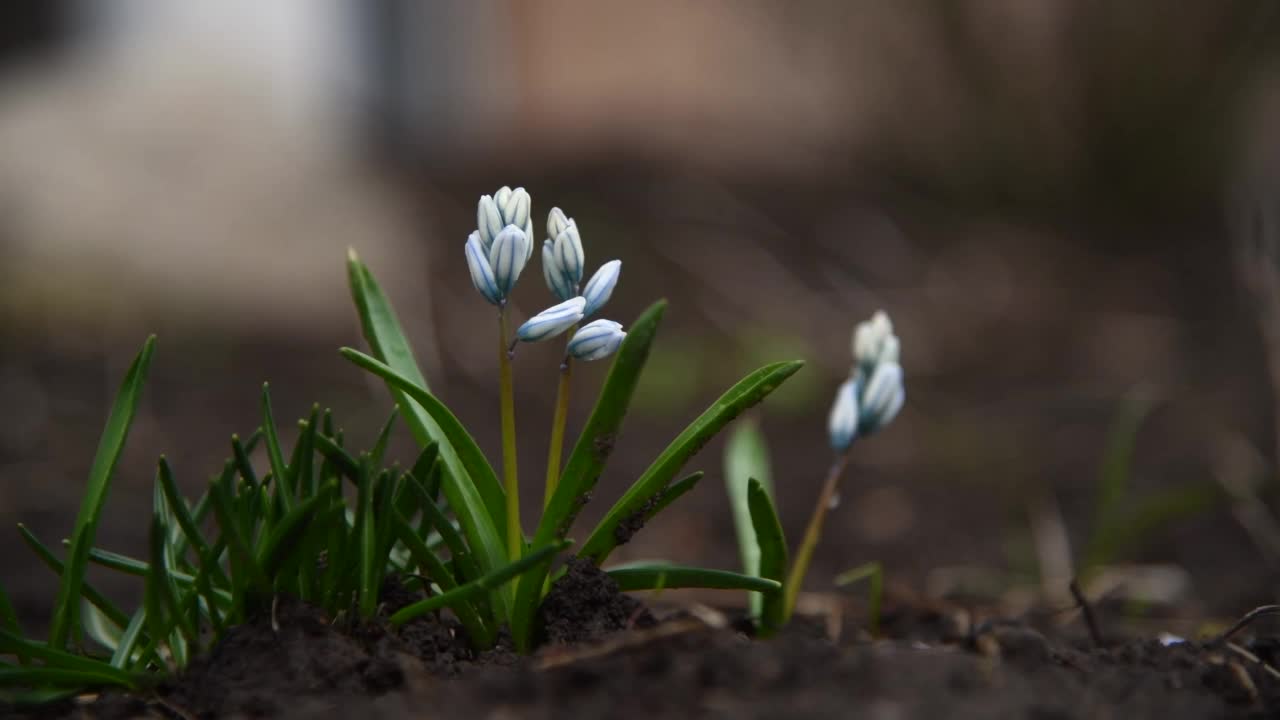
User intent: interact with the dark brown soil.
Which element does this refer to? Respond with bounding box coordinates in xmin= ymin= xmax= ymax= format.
xmin=13 ymin=577 xmax=1280 ymax=719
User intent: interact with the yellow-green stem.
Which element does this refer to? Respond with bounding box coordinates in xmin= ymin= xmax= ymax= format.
xmin=783 ymin=450 xmax=851 ymax=620
xmin=544 ymin=358 xmax=573 ymax=509
xmin=498 ymin=309 xmax=522 ymax=560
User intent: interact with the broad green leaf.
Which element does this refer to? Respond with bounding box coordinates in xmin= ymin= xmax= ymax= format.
xmin=389 ymin=540 xmax=570 ymax=627
xmin=579 ymin=359 xmax=804 ymax=565
xmin=606 ymin=564 xmax=782 ymax=594
xmin=748 ymin=478 xmax=788 ymax=634
xmin=339 ymin=349 xmax=507 ymax=600
xmin=49 ymin=335 xmax=155 ymax=650
xmin=725 ymin=419 xmax=772 ymax=617
xmin=346 ymin=250 xmax=507 ymax=545
xmin=510 ymin=301 xmax=666 ymax=652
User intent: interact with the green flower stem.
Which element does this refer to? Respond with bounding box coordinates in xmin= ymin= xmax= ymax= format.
xmin=783 ymin=449 xmax=851 ymax=621
xmin=498 ymin=307 xmax=522 ymax=560
xmin=544 ymin=357 xmax=573 ymax=509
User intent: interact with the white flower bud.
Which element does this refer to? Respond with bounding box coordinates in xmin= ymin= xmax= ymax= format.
xmin=828 ymin=378 xmax=860 ymax=451
xmin=553 ymin=223 xmax=585 ymax=289
xmin=465 ymin=232 xmax=502 ymax=305
xmin=547 ymin=207 xmax=573 ymax=241
xmin=516 ymin=297 xmax=586 ymax=343
xmin=858 ymin=361 xmax=904 ymax=435
xmin=479 ymin=187 xmax=533 ymax=259
xmin=582 ymin=260 xmax=621 ymax=318
xmin=852 ymin=310 xmax=898 ymax=369
xmin=489 ymin=225 xmax=530 ymax=296
xmin=567 ymin=319 xmax=626 ymax=361
xmin=477 ymin=194 xmax=504 ymax=251
xmin=542 ymin=240 xmax=575 ymax=301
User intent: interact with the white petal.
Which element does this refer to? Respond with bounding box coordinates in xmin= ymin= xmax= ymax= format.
xmin=827 ymin=378 xmax=860 ymax=451
xmin=548 ymin=207 xmax=572 ymax=240
xmin=517 ymin=297 xmax=586 ymax=342
xmin=555 ymin=226 xmax=584 ymax=287
xmin=477 ymin=195 xmax=503 ymax=249
xmin=582 ymin=259 xmax=621 ymax=317
xmin=542 ymin=240 xmax=571 ymax=300
xmin=465 ymin=232 xmax=501 ymax=305
xmin=490 ymin=225 xmax=529 ymax=295
xmin=568 ymin=319 xmax=625 ymax=360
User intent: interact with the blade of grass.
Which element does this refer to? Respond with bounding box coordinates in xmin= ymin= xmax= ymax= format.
xmin=18 ymin=525 xmax=130 ymax=629
xmin=408 ymin=477 xmax=482 ymax=584
xmin=509 ymin=301 xmax=666 ymax=651
xmin=1083 ymin=386 xmax=1157 ymax=574
xmin=645 ymin=471 xmax=704 ymax=522
xmin=0 ymin=628 xmax=138 ymax=687
xmin=157 ymin=457 xmax=230 ymax=588
xmin=314 ymin=432 xmax=360 ymax=483
xmin=606 ymin=564 xmax=783 ymax=594
xmin=346 ymin=250 xmax=508 ymax=547
xmin=370 ymin=408 xmax=399 ymax=468
xmin=110 ymin=608 xmax=148 ymax=669
xmin=261 ymin=383 xmax=295 ymax=513
xmin=391 ymin=513 xmax=492 ymax=646
xmin=257 ymin=489 xmax=330 ymax=580
xmin=49 ymin=335 xmax=155 ymax=650
xmin=834 ymin=561 xmax=884 ymax=636
xmin=725 ymin=419 xmax=772 ymax=618
xmin=389 ymin=540 xmax=571 ymax=627
xmin=356 ymin=459 xmax=380 ymax=619
xmin=748 ymin=478 xmax=788 ymax=634
xmin=146 ymin=516 xmax=197 ymax=664
xmin=580 ymin=359 xmax=804 ymax=565
xmin=230 ymin=434 xmax=260 ymax=489
xmin=339 ymin=350 xmax=508 ymax=592
xmin=0 ymin=666 xmax=140 ymax=690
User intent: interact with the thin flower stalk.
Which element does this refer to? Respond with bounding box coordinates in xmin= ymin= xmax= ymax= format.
xmin=498 ymin=308 xmax=522 ymax=559
xmin=544 ymin=354 xmax=573 ymax=508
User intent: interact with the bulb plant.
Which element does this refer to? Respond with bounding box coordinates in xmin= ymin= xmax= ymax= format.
xmin=349 ymin=186 xmax=803 ymax=653
xmin=0 ymin=185 xmax=806 ymax=703
xmin=725 ymin=310 xmax=905 ymax=636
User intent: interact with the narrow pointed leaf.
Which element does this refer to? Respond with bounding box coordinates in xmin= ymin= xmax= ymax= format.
xmin=261 ymin=383 xmax=295 ymax=512
xmin=49 ymin=336 xmax=155 ymax=650
xmin=510 ymin=301 xmax=666 ymax=651
xmin=725 ymin=419 xmax=772 ymax=614
xmin=339 ymin=349 xmax=507 ymax=588
xmin=389 ymin=540 xmax=570 ymax=627
xmin=346 ymin=251 xmax=508 ymax=545
xmin=748 ymin=478 xmax=788 ymax=634
xmin=391 ymin=513 xmax=491 ymax=646
xmin=580 ymin=359 xmax=804 ymax=564
xmin=18 ymin=525 xmax=130 ymax=630
xmin=606 ymin=564 xmax=782 ymax=594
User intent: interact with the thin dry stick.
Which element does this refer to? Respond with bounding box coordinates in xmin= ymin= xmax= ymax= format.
xmin=1226 ymin=641 xmax=1280 ymax=681
xmin=1069 ymin=579 xmax=1105 ymax=647
xmin=1209 ymin=604 xmax=1280 ymax=646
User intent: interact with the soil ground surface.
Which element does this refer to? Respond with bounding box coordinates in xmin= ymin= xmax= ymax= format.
xmin=9 ymin=562 xmax=1280 ymax=720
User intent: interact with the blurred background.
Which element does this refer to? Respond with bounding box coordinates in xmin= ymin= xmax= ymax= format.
xmin=4 ymin=0 xmax=1280 ymax=633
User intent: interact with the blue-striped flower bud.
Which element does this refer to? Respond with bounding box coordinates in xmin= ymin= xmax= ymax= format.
xmin=582 ymin=259 xmax=621 ymax=318
xmin=516 ymin=297 xmax=586 ymax=342
xmin=465 ymin=231 xmax=502 ymax=305
xmin=568 ymin=319 xmax=626 ymax=361
xmin=547 ymin=207 xmax=573 ymax=242
xmin=489 ymin=224 xmax=530 ymax=297
xmin=553 ymin=223 xmax=585 ymax=289
xmin=541 ymin=240 xmax=574 ymax=301
xmin=858 ymin=361 xmax=904 ymax=436
xmin=478 ymin=187 xmax=534 ymax=260
xmin=828 ymin=378 xmax=860 ymax=451
xmin=852 ymin=310 xmax=899 ymax=370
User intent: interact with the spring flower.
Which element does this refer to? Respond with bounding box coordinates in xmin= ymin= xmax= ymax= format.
xmin=858 ymin=361 xmax=904 ymax=436
xmin=465 ymin=225 xmax=530 ymax=305
xmin=582 ymin=260 xmax=621 ymax=318
xmin=517 ymin=297 xmax=586 ymax=343
xmin=542 ymin=210 xmax=585 ymax=301
xmin=567 ymin=319 xmax=626 ymax=361
xmin=478 ymin=187 xmax=534 ymax=261
xmin=827 ymin=378 xmax=860 ymax=451
xmin=852 ymin=311 xmax=899 ymax=371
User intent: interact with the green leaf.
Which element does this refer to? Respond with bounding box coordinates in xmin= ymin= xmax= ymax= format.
xmin=209 ymin=476 xmax=269 ymax=602
xmin=606 ymin=564 xmax=783 ymax=594
xmin=370 ymin=408 xmax=399 ymax=468
xmin=1083 ymin=386 xmax=1157 ymax=574
xmin=747 ymin=478 xmax=788 ymax=634
xmin=314 ymin=432 xmax=360 ymax=482
xmin=346 ymin=250 xmax=508 ymax=545
xmin=0 ymin=628 xmax=138 ymax=688
xmin=389 ymin=540 xmax=571 ymax=627
xmin=49 ymin=335 xmax=155 ymax=650
xmin=645 ymin=471 xmax=704 ymax=521
xmin=579 ymin=359 xmax=804 ymax=565
xmin=834 ymin=561 xmax=883 ymax=636
xmin=261 ymin=383 xmax=295 ymax=512
xmin=157 ymin=457 xmax=230 ymax=589
xmin=725 ymin=419 xmax=772 ymax=617
xmin=509 ymin=301 xmax=666 ymax=652
xmin=256 ymin=490 xmax=329 ymax=579
xmin=18 ymin=525 xmax=130 ymax=630
xmin=408 ymin=475 xmax=482 ymax=584
xmin=390 ymin=513 xmax=491 ymax=646
xmin=110 ymin=608 xmax=149 ymax=669
xmin=356 ymin=460 xmax=382 ymax=619
xmin=339 ymin=350 xmax=507 ymax=591
xmin=145 ymin=515 xmax=196 ymax=665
